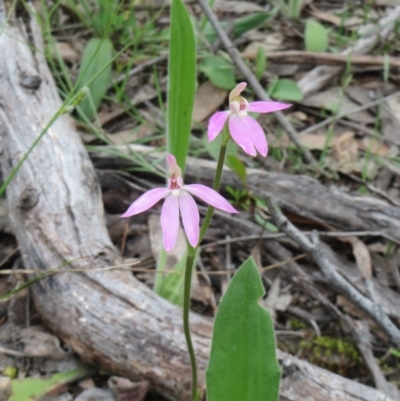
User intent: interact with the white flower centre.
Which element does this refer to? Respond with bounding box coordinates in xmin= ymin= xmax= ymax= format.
xmin=230 ymin=98 xmax=248 ymax=117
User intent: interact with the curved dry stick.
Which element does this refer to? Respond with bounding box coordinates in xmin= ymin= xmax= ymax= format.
xmin=0 ymin=3 xmax=395 ymax=401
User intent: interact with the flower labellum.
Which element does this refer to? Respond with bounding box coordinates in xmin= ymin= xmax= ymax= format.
xmin=121 ymin=154 xmax=238 ymax=251
xmin=208 ymin=82 xmax=291 ymax=157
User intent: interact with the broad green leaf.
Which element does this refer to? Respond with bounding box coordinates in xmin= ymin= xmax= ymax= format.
xmin=206 ymin=257 xmax=281 ymax=401
xmin=268 ymin=78 xmax=303 ymax=102
xmin=199 ymin=56 xmax=236 ymax=90
xmin=203 ymin=11 xmax=277 ymax=43
xmin=10 ymin=369 xmax=87 ymax=401
xmin=167 ymin=0 xmax=196 ymax=173
xmin=304 ymin=20 xmax=329 ymax=52
xmin=76 ymin=37 xmax=113 ymax=120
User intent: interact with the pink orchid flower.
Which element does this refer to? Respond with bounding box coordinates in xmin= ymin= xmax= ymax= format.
xmin=121 ymin=154 xmax=238 ymax=251
xmin=208 ymin=82 xmax=291 ymax=157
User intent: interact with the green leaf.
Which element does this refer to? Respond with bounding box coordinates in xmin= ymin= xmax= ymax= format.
xmin=226 ymin=154 xmax=247 ymax=184
xmin=304 ymin=20 xmax=329 ymax=52
xmin=268 ymin=78 xmax=303 ymax=102
xmin=10 ymin=369 xmax=87 ymax=401
xmin=76 ymin=37 xmax=113 ymax=120
xmin=167 ymin=0 xmax=196 ymax=173
xmin=199 ymin=56 xmax=236 ymax=90
xmin=255 ymin=46 xmax=267 ymax=80
xmin=206 ymin=257 xmax=281 ymax=401
xmin=203 ymin=11 xmax=277 ymax=43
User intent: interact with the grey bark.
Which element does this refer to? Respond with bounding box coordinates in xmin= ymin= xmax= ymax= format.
xmin=0 ymin=2 xmax=395 ymax=401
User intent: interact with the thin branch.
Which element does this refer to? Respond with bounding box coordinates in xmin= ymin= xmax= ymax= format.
xmin=300 ymin=91 xmax=400 ymax=135
xmin=350 ymin=320 xmax=399 ymax=398
xmin=113 ymin=55 xmax=167 ymax=85
xmin=196 ymin=0 xmax=318 ymax=166
xmin=201 ymin=229 xmax=393 ymax=248
xmin=245 ymin=50 xmax=400 ymax=68
xmin=266 ymin=195 xmax=400 ymax=348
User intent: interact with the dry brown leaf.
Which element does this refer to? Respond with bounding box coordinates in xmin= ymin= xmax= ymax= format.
xmin=309 ymin=7 xmax=362 ymax=28
xmin=288 ymin=111 xmax=308 ymax=121
xmin=192 ymin=81 xmax=227 ymax=123
xmin=55 ymin=42 xmax=79 ymax=64
xmin=18 ymin=326 xmax=71 ymax=359
xmin=261 ymin=275 xmax=293 ymax=319
xmin=342 ymin=236 xmax=372 ymax=279
xmin=213 ymin=0 xmax=264 ymax=14
xmin=298 ymin=134 xmax=330 ymax=150
xmin=356 ymin=137 xmax=390 ymax=157
xmin=108 ymin=377 xmax=150 ymax=401
xmin=333 ymin=131 xmax=360 ymax=173
xmin=98 ymin=85 xmax=157 ymax=126
xmin=262 ymin=278 xmax=281 ymax=320
xmin=242 ymin=33 xmax=283 ymax=59
xmin=109 ymin=125 xmax=155 ymax=145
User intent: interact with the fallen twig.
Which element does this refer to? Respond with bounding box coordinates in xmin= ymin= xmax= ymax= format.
xmin=113 ymin=55 xmax=167 ymax=85
xmin=350 ymin=320 xmax=399 ymax=398
xmin=300 ymin=91 xmax=400 ymax=135
xmin=245 ymin=50 xmax=400 ymax=68
xmin=265 ymin=195 xmax=400 ymax=348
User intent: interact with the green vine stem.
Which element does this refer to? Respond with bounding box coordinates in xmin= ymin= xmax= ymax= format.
xmin=182 ymin=125 xmax=231 ymax=401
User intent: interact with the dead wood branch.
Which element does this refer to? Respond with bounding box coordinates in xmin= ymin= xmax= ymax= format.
xmin=0 ymin=3 xmax=396 ymax=401
xmin=247 ymin=50 xmax=400 ymax=69
xmin=265 ymin=196 xmax=400 ymax=348
xmin=300 ymin=91 xmax=400 ymax=135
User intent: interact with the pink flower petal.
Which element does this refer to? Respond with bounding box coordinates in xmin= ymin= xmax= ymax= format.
xmin=229 ymin=82 xmax=247 ymax=102
xmin=228 ymin=115 xmax=257 ymax=156
xmin=161 ymin=194 xmax=180 ymax=251
xmin=208 ymin=111 xmax=229 ymax=142
xmin=240 ymin=115 xmax=268 ymax=157
xmin=179 ymin=191 xmax=200 ymax=248
xmin=183 ymin=185 xmax=238 ymax=214
xmin=247 ymin=101 xmax=291 ymax=113
xmin=121 ymin=188 xmax=170 ymax=218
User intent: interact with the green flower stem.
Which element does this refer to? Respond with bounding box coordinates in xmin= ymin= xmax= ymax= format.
xmin=199 ymin=126 xmax=230 ymax=242
xmin=183 ymin=244 xmax=198 ymax=401
xmin=182 ymin=125 xmax=230 ymax=401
